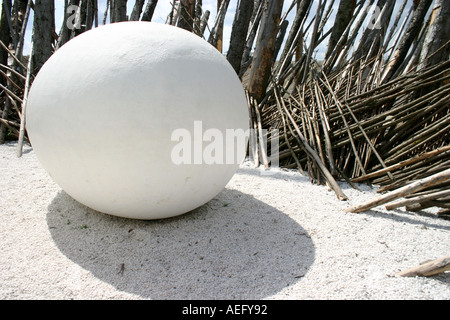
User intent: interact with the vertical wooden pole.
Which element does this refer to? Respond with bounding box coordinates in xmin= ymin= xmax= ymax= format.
xmin=226 ymin=0 xmax=254 ymax=74
xmin=248 ymin=0 xmax=284 ymax=102
xmin=216 ymin=0 xmax=224 ymax=52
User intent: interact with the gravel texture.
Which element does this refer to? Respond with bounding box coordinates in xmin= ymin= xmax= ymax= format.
xmin=1 ymin=141 xmax=449 ymax=300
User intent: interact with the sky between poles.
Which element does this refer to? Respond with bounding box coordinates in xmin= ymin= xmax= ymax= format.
xmin=18 ymin=0 xmax=412 ymax=63
xmin=18 ymin=0 xmax=324 ymax=58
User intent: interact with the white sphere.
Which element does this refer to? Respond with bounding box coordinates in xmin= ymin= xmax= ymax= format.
xmin=26 ymin=22 xmax=249 ymax=220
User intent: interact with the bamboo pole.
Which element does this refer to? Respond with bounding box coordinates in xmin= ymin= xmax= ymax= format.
xmin=274 ymin=83 xmax=348 ymax=201
xmin=17 ymin=43 xmax=33 ymax=157
xmin=0 ymin=40 xmax=27 ymax=73
xmin=396 ymin=255 xmax=450 ymax=277
xmin=385 ymin=189 xmax=450 ymax=210
xmin=352 ymin=146 xmax=450 ymax=183
xmin=0 ymin=82 xmax=23 ymax=104
xmin=254 ymin=98 xmax=269 ymax=169
xmin=345 ymin=169 xmax=450 ymax=213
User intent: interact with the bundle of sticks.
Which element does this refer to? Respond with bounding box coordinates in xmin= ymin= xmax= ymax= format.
xmin=240 ymin=0 xmax=449 ymax=217
xmin=345 ymin=168 xmax=450 ymax=219
xmin=257 ymin=58 xmax=449 ymax=215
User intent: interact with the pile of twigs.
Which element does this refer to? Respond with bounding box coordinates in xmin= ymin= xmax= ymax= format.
xmin=237 ymin=0 xmax=449 ymax=214
xmin=258 ymin=57 xmax=449 ymax=213
xmin=265 ymin=60 xmax=449 ymax=178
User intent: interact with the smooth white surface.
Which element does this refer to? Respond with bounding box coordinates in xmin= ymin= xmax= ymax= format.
xmin=26 ymin=22 xmax=249 ymax=219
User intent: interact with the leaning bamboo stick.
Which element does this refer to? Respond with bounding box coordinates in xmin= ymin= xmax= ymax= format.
xmin=377 ymin=158 xmax=450 ymax=193
xmin=284 ymin=100 xmax=305 ymax=175
xmin=14 ymin=0 xmax=33 ymax=62
xmin=385 ymin=189 xmax=450 ymax=210
xmin=274 ymin=83 xmax=348 ymax=201
xmin=0 ymin=63 xmax=27 ymax=81
xmin=246 ymin=91 xmax=259 ymax=168
xmin=437 ymin=209 xmax=450 ymax=218
xmin=17 ymin=43 xmax=33 ymax=157
xmin=314 ymin=82 xmax=335 ymax=175
xmin=0 ymin=40 xmax=27 ymax=72
xmin=396 ymin=255 xmax=450 ymax=277
xmin=405 ymin=197 xmax=450 ymax=212
xmin=0 ymin=82 xmax=23 ymax=104
xmin=0 ymin=69 xmax=22 ymax=91
xmin=405 ymin=183 xmax=450 ymax=198
xmin=319 ymin=74 xmax=367 ymax=176
xmin=319 ymin=73 xmax=394 ymax=180
xmin=254 ymin=99 xmax=269 ymax=169
xmin=345 ymin=168 xmax=450 ymax=213
xmin=0 ymin=117 xmax=19 ymax=127
xmin=352 ymin=146 xmax=450 ymax=183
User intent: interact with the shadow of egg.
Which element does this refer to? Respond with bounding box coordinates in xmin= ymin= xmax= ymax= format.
xmin=46 ymin=188 xmax=315 ymax=299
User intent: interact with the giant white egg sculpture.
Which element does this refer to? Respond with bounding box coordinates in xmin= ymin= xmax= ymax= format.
xmin=26 ymin=22 xmax=249 ymax=220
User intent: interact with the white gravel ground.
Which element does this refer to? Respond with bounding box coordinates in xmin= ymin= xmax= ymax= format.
xmin=1 ymin=141 xmax=449 ymax=300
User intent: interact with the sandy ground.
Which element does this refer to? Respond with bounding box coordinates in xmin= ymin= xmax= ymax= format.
xmin=0 ymin=141 xmax=449 ymax=300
